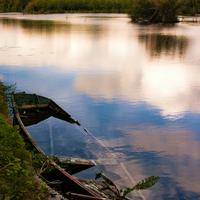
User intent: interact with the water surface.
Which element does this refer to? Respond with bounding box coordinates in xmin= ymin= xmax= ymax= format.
xmin=1 ymin=13 xmax=200 ymax=199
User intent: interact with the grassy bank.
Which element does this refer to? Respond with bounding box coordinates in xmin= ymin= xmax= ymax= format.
xmin=0 ymin=82 xmax=48 ymax=200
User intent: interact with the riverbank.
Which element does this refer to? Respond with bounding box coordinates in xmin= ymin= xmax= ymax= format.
xmin=0 ymin=82 xmax=50 ymax=200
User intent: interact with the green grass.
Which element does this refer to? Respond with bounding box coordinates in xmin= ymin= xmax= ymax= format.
xmin=0 ymin=83 xmax=8 ymax=116
xmin=0 ymin=82 xmax=48 ymax=200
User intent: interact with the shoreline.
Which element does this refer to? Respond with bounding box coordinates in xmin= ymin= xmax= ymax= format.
xmin=0 ymin=82 xmax=50 ymax=199
xmin=0 ymin=12 xmax=129 ymax=23
xmin=0 ymin=13 xmax=199 ymax=25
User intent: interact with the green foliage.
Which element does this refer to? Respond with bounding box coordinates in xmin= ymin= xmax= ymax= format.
xmin=95 ymin=172 xmax=159 ymax=199
xmin=0 ymin=0 xmax=199 ymax=15
xmin=24 ymin=0 xmax=133 ymax=13
xmin=180 ymin=0 xmax=200 ymax=15
xmin=0 ymin=115 xmax=48 ymax=200
xmin=0 ymin=0 xmax=29 ymax=12
xmin=120 ymin=176 xmax=160 ymax=198
xmin=0 ymin=82 xmax=7 ymax=115
xmin=0 ymin=82 xmax=48 ymax=200
xmin=130 ymin=0 xmax=183 ymax=23
xmin=130 ymin=0 xmax=155 ymax=23
xmin=0 ymin=0 xmax=133 ymax=13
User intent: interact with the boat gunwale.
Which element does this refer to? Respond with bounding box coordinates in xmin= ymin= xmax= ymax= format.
xmin=11 ymin=93 xmax=105 ymax=200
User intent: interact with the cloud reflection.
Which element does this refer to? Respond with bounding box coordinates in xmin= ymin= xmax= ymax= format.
xmin=0 ymin=14 xmax=136 ymax=71
xmin=127 ymin=128 xmax=200 ymax=195
xmin=99 ymin=125 xmax=200 ymax=198
xmin=75 ymin=60 xmax=200 ymax=116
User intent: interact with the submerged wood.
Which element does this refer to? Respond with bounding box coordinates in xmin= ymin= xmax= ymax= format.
xmin=12 ymin=92 xmax=111 ymax=200
xmin=55 ymin=157 xmax=96 ymax=175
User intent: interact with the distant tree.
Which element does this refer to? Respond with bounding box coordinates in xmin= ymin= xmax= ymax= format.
xmin=0 ymin=0 xmax=199 ymax=15
xmin=130 ymin=0 xmax=183 ymax=24
xmin=180 ymin=0 xmax=200 ymax=15
xmin=0 ymin=0 xmax=30 ymax=12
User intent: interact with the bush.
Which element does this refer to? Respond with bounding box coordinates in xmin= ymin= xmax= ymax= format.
xmin=130 ymin=0 xmax=182 ymax=24
xmin=130 ymin=0 xmax=155 ymax=23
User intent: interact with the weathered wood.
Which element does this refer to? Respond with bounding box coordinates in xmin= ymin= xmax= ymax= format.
xmin=18 ymin=104 xmax=49 ymax=109
xmin=11 ymin=92 xmax=107 ymax=199
xmin=58 ymin=157 xmax=96 ymax=175
xmin=14 ymin=93 xmax=80 ymax=126
xmin=66 ymin=192 xmax=104 ymax=200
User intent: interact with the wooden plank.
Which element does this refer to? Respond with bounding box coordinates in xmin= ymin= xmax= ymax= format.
xmin=18 ymin=104 xmax=49 ymax=109
xmin=66 ymin=192 xmax=104 ymax=200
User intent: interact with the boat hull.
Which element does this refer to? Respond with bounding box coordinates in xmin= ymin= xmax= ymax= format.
xmin=12 ymin=92 xmax=105 ymax=200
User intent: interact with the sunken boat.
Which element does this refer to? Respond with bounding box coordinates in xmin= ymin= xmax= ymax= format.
xmin=11 ymin=92 xmax=114 ymax=200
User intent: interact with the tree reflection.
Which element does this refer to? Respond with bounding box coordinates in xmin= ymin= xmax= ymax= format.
xmin=0 ymin=18 xmax=59 ymax=33
xmin=139 ymin=33 xmax=188 ymax=57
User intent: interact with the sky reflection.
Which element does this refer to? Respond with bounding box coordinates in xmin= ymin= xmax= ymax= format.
xmin=1 ymin=14 xmax=200 ymax=199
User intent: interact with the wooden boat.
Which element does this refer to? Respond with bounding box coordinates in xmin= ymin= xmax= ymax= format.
xmin=12 ymin=92 xmax=110 ymax=200
xmin=12 ymin=92 xmax=95 ymax=174
xmin=13 ymin=92 xmax=80 ymax=126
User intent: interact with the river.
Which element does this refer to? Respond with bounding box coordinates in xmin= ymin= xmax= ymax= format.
xmin=0 ymin=13 xmax=200 ymax=199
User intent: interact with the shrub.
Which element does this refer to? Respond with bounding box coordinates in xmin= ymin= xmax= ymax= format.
xmin=130 ymin=0 xmax=182 ymax=24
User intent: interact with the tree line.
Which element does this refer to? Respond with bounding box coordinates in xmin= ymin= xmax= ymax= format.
xmin=0 ymin=0 xmax=199 ymax=15
xmin=0 ymin=0 xmax=133 ymax=13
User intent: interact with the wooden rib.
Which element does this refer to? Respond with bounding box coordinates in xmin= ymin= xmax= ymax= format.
xmin=66 ymin=192 xmax=104 ymax=200
xmin=18 ymin=104 xmax=49 ymax=109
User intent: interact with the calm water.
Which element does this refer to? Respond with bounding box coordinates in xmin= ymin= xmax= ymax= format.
xmin=1 ymin=13 xmax=200 ymax=199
